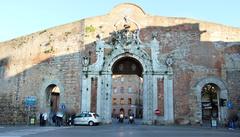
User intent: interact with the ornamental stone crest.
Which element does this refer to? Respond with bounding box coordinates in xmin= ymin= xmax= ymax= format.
xmin=82 ymin=56 xmax=89 ymax=71
xmin=109 ymin=16 xmax=141 ymax=47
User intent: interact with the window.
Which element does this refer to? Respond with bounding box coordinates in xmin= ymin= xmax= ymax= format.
xmin=86 ymin=114 xmax=91 ymax=117
xmin=128 ymin=98 xmax=132 ymax=105
xmin=121 ymin=77 xmax=124 ymax=82
xmin=76 ymin=113 xmax=85 ymax=118
xmin=113 ymin=87 xmax=118 ymax=93
xmin=128 ymin=86 xmax=132 ymax=93
xmin=120 ymin=87 xmax=124 ymax=93
xmin=120 ymin=98 xmax=124 ymax=105
xmin=113 ymin=98 xmax=117 ymax=105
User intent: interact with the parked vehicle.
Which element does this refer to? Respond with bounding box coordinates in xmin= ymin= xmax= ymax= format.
xmin=73 ymin=112 xmax=101 ymax=126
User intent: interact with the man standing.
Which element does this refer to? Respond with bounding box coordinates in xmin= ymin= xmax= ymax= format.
xmin=39 ymin=113 xmax=43 ymax=126
xmin=42 ymin=112 xmax=48 ymax=126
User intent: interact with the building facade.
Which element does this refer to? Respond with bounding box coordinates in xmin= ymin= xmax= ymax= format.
xmin=111 ymin=75 xmax=143 ymax=118
xmin=0 ymin=3 xmax=240 ymax=125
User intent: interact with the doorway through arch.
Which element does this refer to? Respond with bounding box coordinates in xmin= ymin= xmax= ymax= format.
xmin=201 ymin=83 xmax=219 ymax=122
xmin=45 ymin=84 xmax=60 ymax=113
xmin=111 ymin=57 xmax=143 ymax=120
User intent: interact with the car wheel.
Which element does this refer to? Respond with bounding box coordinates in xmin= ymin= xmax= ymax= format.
xmin=88 ymin=121 xmax=94 ymax=126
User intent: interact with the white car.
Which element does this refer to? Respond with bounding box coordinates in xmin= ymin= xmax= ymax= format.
xmin=73 ymin=112 xmax=101 ymax=126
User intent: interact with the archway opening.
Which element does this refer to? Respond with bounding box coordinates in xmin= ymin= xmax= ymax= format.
xmin=111 ymin=57 xmax=143 ymax=121
xmin=45 ymin=84 xmax=60 ymax=113
xmin=201 ymin=83 xmax=220 ymax=122
xmin=112 ymin=57 xmax=143 ymax=77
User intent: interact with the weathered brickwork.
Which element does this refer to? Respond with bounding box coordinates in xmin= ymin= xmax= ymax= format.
xmin=157 ymin=78 xmax=164 ymax=116
xmin=0 ymin=3 xmax=239 ymax=124
xmin=90 ymin=78 xmax=97 ymax=112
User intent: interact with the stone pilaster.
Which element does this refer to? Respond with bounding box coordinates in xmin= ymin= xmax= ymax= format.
xmin=164 ymin=74 xmax=174 ymax=123
xmin=81 ymin=75 xmax=91 ymax=112
xmin=143 ymin=74 xmax=154 ymax=124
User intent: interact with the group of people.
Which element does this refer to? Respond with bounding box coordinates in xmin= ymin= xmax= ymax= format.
xmin=39 ymin=111 xmax=64 ymax=126
xmin=117 ymin=111 xmax=135 ymax=124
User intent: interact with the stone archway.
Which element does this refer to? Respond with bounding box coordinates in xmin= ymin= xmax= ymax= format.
xmin=39 ymin=79 xmax=65 ymax=113
xmin=111 ymin=56 xmax=143 ymax=119
xmin=194 ymin=77 xmax=228 ymax=123
xmin=81 ymin=16 xmax=174 ymax=124
xmin=45 ymin=84 xmax=60 ymax=113
xmin=99 ymin=53 xmax=154 ymax=124
xmin=201 ymin=83 xmax=220 ymax=122
xmin=112 ymin=56 xmax=143 ymax=76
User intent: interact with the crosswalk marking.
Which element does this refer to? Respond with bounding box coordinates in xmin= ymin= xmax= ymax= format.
xmin=0 ymin=127 xmax=64 ymax=137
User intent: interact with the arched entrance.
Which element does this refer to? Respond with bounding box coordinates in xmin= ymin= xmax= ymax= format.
xmin=96 ymin=53 xmax=155 ymax=124
xmin=111 ymin=57 xmax=143 ymax=121
xmin=112 ymin=57 xmax=143 ymax=77
xmin=201 ymin=83 xmax=219 ymax=122
xmin=45 ymin=84 xmax=60 ymax=113
xmin=194 ymin=77 xmax=228 ymax=123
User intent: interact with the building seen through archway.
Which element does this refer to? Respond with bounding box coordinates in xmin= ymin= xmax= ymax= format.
xmin=201 ymin=83 xmax=219 ymax=122
xmin=112 ymin=75 xmax=143 ymax=119
xmin=111 ymin=56 xmax=143 ymax=119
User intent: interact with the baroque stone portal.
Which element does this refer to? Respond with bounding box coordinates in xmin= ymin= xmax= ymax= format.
xmin=81 ymin=16 xmax=174 ymax=124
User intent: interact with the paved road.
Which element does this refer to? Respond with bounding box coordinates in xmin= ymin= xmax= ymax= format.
xmin=0 ymin=123 xmax=239 ymax=137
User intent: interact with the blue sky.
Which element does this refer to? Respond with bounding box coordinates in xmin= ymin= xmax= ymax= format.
xmin=0 ymin=0 xmax=239 ymax=42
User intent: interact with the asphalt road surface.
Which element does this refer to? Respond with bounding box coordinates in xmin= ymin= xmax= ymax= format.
xmin=0 ymin=122 xmax=239 ymax=137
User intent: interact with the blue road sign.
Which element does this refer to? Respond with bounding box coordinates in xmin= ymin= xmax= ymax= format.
xmin=60 ymin=103 xmax=66 ymax=110
xmin=227 ymin=101 xmax=233 ymax=109
xmin=25 ymin=96 xmax=37 ymax=107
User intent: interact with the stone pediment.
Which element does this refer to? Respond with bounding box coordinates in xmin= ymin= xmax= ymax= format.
xmin=109 ymin=3 xmax=146 ymax=17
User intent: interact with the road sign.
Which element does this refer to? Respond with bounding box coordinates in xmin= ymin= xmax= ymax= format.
xmin=60 ymin=103 xmax=66 ymax=110
xmin=227 ymin=101 xmax=233 ymax=109
xmin=25 ymin=96 xmax=37 ymax=107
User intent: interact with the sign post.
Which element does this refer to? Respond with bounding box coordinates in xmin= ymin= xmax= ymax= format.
xmin=24 ymin=96 xmax=37 ymax=125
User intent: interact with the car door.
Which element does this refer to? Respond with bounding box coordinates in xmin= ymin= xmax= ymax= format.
xmin=74 ymin=113 xmax=84 ymax=124
xmin=82 ymin=114 xmax=91 ymax=124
